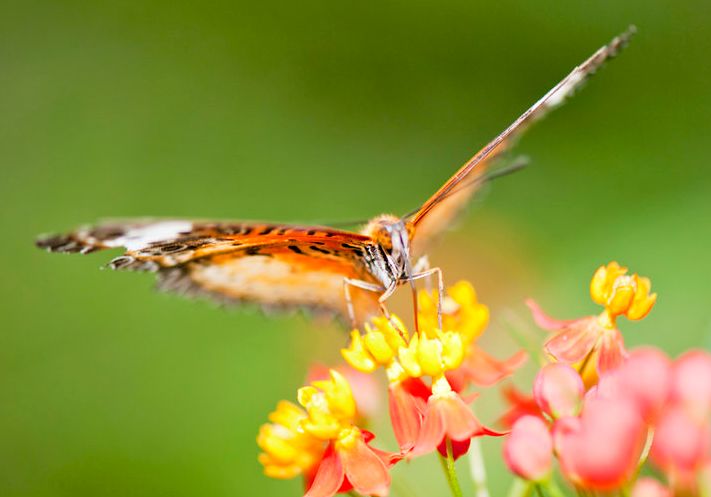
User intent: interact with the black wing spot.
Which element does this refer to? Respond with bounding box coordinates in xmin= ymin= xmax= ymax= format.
xmin=257 ymin=226 xmax=274 ymax=236
xmin=159 ymin=243 xmax=186 ymax=254
xmin=245 ymin=246 xmax=261 ymax=255
xmin=307 ymin=229 xmax=317 ymax=236
xmin=310 ymin=245 xmax=330 ymax=254
xmin=341 ymin=243 xmax=359 ymax=249
xmin=288 ymin=245 xmax=304 ymax=255
xmin=36 ymin=235 xmax=84 ymax=254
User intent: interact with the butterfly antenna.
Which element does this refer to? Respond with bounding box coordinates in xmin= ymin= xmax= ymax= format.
xmin=402 ymin=156 xmax=529 ymax=219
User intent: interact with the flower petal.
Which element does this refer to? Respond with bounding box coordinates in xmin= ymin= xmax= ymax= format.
xmin=437 ymin=437 xmax=471 ymax=460
xmin=544 ymin=317 xmax=600 ymax=364
xmin=339 ymin=436 xmax=391 ymax=497
xmin=596 ymin=328 xmax=627 ymax=374
xmin=304 ymin=443 xmax=345 ymax=497
xmin=526 ymin=299 xmax=577 ymax=330
xmin=498 ymin=386 xmax=543 ymax=429
xmin=388 ymin=381 xmax=424 ymax=452
xmin=440 ymin=394 xmax=485 ymax=441
xmin=460 ymin=346 xmax=528 ymax=387
xmin=411 ymin=396 xmax=446 ymax=456
xmin=631 ymin=477 xmax=672 ymax=497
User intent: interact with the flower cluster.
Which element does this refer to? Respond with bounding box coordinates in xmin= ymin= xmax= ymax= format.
xmin=342 ymin=281 xmax=524 ymax=458
xmin=504 ymin=348 xmax=711 ymax=495
xmin=257 ymin=369 xmax=396 ymax=497
xmin=502 ymin=262 xmax=711 ymax=496
xmin=257 ymin=261 xmax=710 ymax=497
xmin=528 ymin=261 xmax=657 ymax=384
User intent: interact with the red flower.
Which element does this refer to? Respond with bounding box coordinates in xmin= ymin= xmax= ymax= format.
xmin=388 ymin=378 xmax=430 ymax=452
xmin=498 ymin=385 xmax=544 ymax=429
xmin=305 ymin=430 xmax=398 ymax=497
xmin=410 ymin=379 xmax=501 ymax=457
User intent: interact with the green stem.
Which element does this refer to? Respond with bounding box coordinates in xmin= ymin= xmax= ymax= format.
xmin=506 ymin=478 xmax=534 ymax=497
xmin=541 ymin=479 xmax=566 ymax=497
xmin=438 ymin=438 xmax=464 ymax=497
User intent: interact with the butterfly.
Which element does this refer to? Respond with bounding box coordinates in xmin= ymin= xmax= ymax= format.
xmin=36 ymin=28 xmax=635 ymax=326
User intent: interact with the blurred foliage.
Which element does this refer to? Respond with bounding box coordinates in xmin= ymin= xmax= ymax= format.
xmin=1 ymin=1 xmax=710 ymax=496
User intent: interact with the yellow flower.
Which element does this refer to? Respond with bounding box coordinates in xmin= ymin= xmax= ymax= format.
xmin=398 ymin=329 xmax=465 ymax=378
xmin=590 ymin=262 xmax=657 ymax=321
xmin=257 ymin=401 xmax=325 ymax=479
xmin=418 ymin=281 xmax=490 ymax=344
xmin=298 ymin=369 xmax=358 ymax=440
xmin=342 ymin=280 xmax=487 ymax=384
xmin=257 ymin=369 xmax=395 ymax=496
xmin=342 ymin=315 xmax=407 ymax=374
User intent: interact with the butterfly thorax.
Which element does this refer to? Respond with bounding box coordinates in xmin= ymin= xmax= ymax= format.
xmin=361 ymin=215 xmax=415 ymax=288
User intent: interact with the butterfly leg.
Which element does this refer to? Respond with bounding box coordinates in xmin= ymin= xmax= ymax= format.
xmin=407 ymin=266 xmax=445 ymax=330
xmin=411 ymin=255 xmax=432 ymax=292
xmin=343 ymin=277 xmax=386 ymax=329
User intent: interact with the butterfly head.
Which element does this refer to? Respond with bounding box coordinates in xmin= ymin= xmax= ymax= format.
xmin=362 ymin=215 xmax=414 ymax=279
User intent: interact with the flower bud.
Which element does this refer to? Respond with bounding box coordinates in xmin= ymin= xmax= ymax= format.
xmin=534 ymin=363 xmax=584 ymax=419
xmin=503 ymin=416 xmax=553 ymax=481
xmin=554 ymin=397 xmax=647 ymax=490
xmin=670 ymin=349 xmax=711 ymax=422
xmin=631 ymin=477 xmax=672 ymax=497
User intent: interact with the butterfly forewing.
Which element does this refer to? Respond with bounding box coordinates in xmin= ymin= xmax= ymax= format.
xmin=406 ymin=27 xmax=636 ymax=256
xmin=37 ymin=220 xmax=381 ymax=320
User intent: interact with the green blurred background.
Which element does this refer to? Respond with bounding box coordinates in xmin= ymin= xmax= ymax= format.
xmin=2 ymin=1 xmax=710 ymax=495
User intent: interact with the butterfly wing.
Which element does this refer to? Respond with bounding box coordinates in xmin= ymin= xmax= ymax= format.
xmin=406 ymin=27 xmax=636 ymax=255
xmin=37 ymin=220 xmax=381 ymax=321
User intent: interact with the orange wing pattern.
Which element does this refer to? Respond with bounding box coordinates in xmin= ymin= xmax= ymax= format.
xmin=407 ymin=27 xmax=636 ymax=255
xmin=37 ymin=220 xmax=381 ymax=320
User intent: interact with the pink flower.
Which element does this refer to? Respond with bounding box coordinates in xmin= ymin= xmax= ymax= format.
xmin=554 ymin=396 xmax=647 ymax=490
xmin=595 ymin=347 xmax=672 ymax=424
xmin=503 ymin=416 xmax=553 ymax=481
xmin=527 ymin=300 xmax=626 ymax=379
xmin=670 ymin=349 xmax=711 ymax=422
xmin=631 ymin=477 xmax=672 ymax=497
xmin=649 ymin=404 xmax=710 ymax=489
xmin=534 ymin=363 xmax=584 ymax=419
